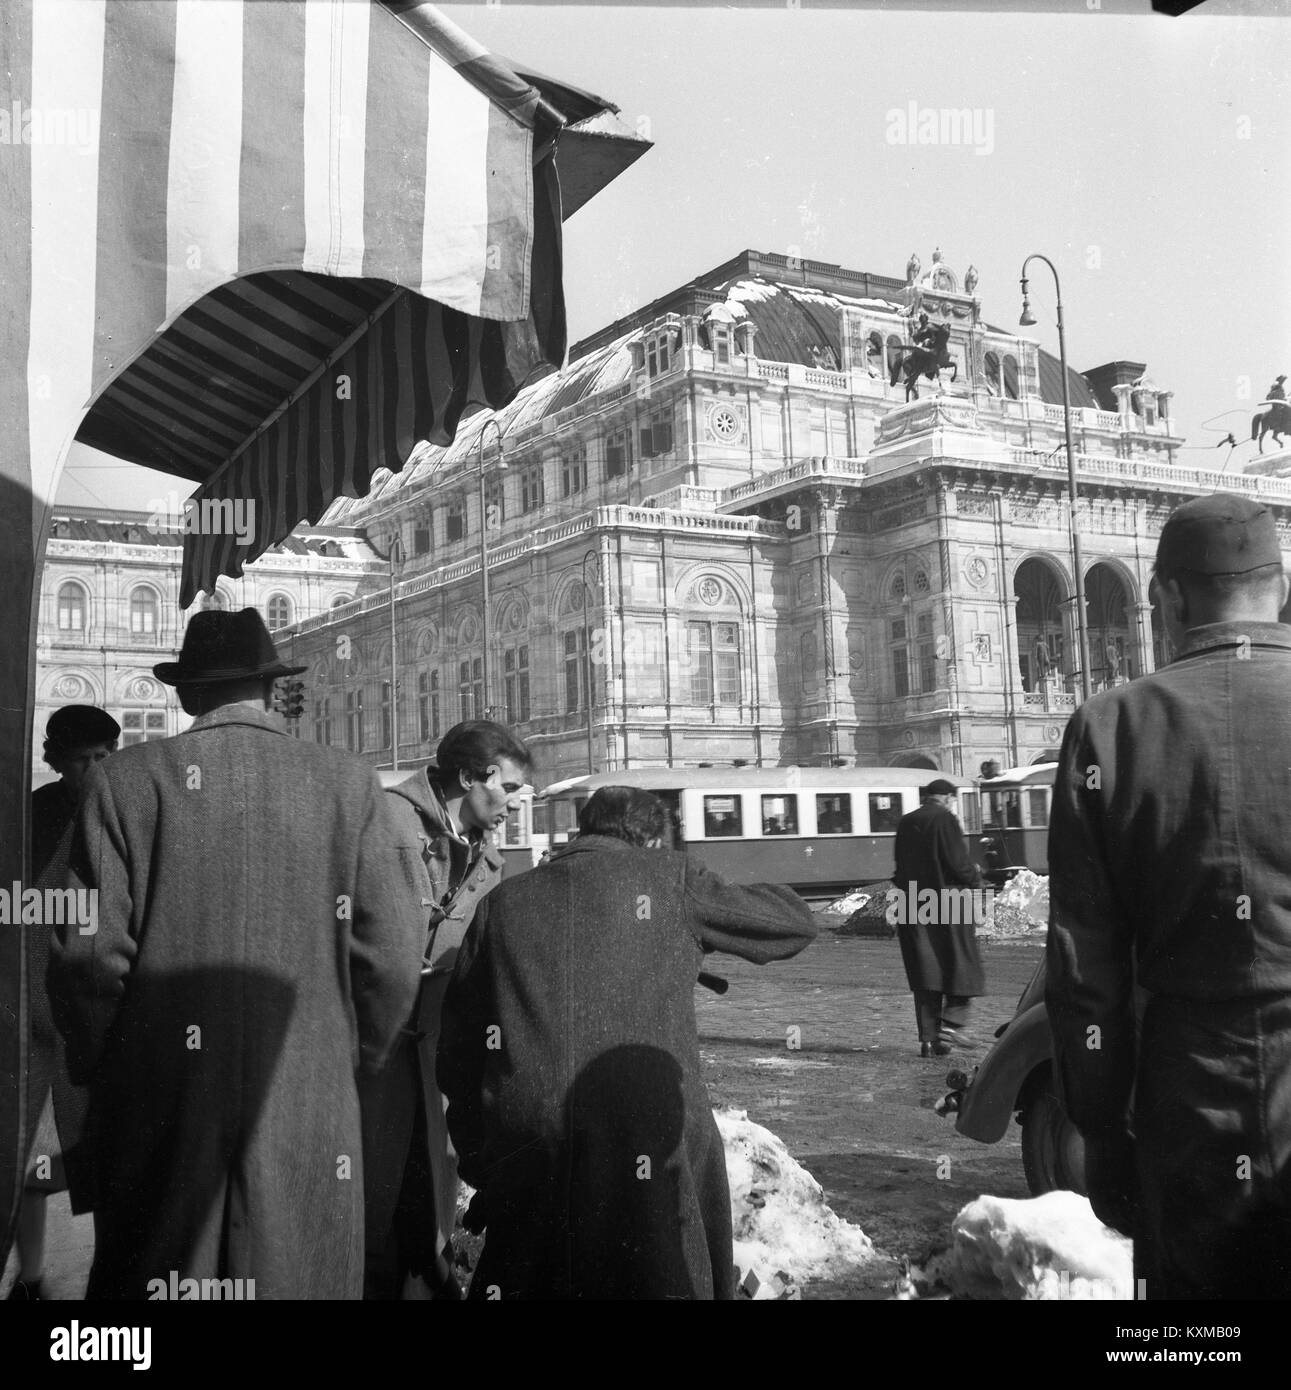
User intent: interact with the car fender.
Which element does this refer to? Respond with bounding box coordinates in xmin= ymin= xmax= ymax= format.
xmin=953 ymin=1002 xmax=1052 ymax=1143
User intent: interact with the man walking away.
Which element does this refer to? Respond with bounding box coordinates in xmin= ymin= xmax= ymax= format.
xmin=48 ymin=609 xmax=422 ymax=1300
xmin=1047 ymin=493 xmax=1291 ymax=1299
xmin=893 ymin=779 xmax=986 ymax=1057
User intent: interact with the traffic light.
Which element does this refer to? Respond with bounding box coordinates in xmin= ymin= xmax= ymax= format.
xmin=275 ymin=678 xmax=305 ymax=721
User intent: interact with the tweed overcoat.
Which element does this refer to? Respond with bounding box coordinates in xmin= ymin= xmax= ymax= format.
xmin=47 ymin=705 xmax=423 ymax=1300
xmin=437 ymin=836 xmax=817 ymax=1300
xmin=892 ymin=800 xmax=985 ymax=997
xmin=359 ymin=766 xmax=503 ymax=1293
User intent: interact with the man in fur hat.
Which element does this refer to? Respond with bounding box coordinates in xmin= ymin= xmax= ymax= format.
xmin=48 ymin=608 xmax=422 ymax=1299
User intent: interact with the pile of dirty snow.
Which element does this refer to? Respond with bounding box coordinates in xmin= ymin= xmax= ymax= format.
xmin=923 ymin=1190 xmax=1132 ymax=1300
xmin=824 ymin=885 xmax=874 ymax=916
xmin=987 ymin=870 xmax=1050 ymax=937
xmin=715 ymin=1107 xmax=876 ymax=1292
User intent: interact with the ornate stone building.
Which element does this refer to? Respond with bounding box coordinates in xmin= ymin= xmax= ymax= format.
xmin=279 ymin=247 xmax=1291 ymax=784
xmin=34 ymin=507 xmax=382 ymax=788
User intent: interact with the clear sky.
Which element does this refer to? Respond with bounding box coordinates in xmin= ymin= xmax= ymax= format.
xmin=58 ymin=1 xmax=1290 ymax=510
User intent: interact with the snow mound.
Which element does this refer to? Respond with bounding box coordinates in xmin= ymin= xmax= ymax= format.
xmin=929 ymin=1190 xmax=1132 ymax=1300
xmin=825 ymin=886 xmax=874 ymax=914
xmin=715 ymin=1107 xmax=877 ymax=1287
xmin=994 ymin=870 xmax=1050 ymax=925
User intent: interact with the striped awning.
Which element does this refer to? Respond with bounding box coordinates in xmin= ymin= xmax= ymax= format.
xmin=0 ymin=0 xmax=646 ymax=1264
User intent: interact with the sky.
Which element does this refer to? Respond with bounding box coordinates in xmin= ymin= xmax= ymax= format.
xmin=57 ymin=0 xmax=1290 ymax=511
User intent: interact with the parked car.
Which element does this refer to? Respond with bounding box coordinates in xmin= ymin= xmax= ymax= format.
xmin=938 ymin=955 xmax=1087 ymax=1196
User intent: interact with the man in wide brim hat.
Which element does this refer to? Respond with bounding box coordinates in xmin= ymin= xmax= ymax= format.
xmin=48 ymin=607 xmax=423 ymax=1299
xmin=1047 ymin=491 xmax=1291 ymax=1300
xmin=152 ymin=607 xmax=305 ymax=688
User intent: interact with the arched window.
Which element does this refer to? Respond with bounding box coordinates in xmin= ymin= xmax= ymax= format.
xmin=57 ymin=582 xmax=87 ymax=632
xmin=886 ymin=334 xmax=904 ymax=378
xmin=129 ymin=586 xmax=158 ymax=636
xmin=201 ymin=590 xmax=226 ymax=611
xmin=984 ymin=352 xmax=1001 ymax=395
xmin=331 ymin=594 xmax=353 ymax=609
xmin=266 ymin=593 xmax=293 ymax=631
xmin=890 ymin=571 xmax=907 ymax=601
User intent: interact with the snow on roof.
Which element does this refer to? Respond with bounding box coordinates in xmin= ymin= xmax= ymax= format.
xmin=724 ymin=278 xmax=778 ymax=304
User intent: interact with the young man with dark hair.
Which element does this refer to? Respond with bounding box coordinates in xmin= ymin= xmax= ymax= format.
xmin=436 ymin=784 xmax=817 ymax=1300
xmin=1048 ymin=492 xmax=1291 ymax=1299
xmin=362 ymin=720 xmax=532 ymax=1299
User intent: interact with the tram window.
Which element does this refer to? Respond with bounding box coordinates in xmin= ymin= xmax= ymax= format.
xmin=1027 ymin=789 xmax=1049 ymax=828
xmin=815 ymin=794 xmax=852 ymax=835
xmin=499 ymin=806 xmax=523 ymax=846
xmin=703 ymin=796 xmax=742 ymax=837
xmin=960 ymin=791 xmax=981 ymax=834
xmin=552 ymin=799 xmax=580 ymax=837
xmin=868 ymin=792 xmax=904 ymax=833
xmin=761 ymin=794 xmax=798 ymax=836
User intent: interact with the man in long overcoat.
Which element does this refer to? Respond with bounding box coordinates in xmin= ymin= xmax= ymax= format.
xmin=48 ymin=609 xmax=422 ymax=1300
xmin=437 ymin=785 xmax=817 ymax=1300
xmin=891 ymin=779 xmax=985 ymax=1057
xmin=1047 ymin=493 xmax=1291 ymax=1299
xmin=362 ymin=720 xmax=531 ymax=1299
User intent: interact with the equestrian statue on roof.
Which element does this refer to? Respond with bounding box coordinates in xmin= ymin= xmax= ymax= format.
xmin=1252 ymin=374 xmax=1291 ymax=454
xmin=888 ymin=310 xmax=958 ymax=402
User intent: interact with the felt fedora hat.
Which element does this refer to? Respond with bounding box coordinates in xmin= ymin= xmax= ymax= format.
xmin=153 ymin=608 xmax=307 ymax=686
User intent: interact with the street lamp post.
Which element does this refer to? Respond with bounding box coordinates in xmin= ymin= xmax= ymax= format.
xmin=1020 ymin=255 xmax=1093 ymax=703
xmin=477 ymin=418 xmax=506 ymax=720
xmin=581 ymin=547 xmax=600 ymax=774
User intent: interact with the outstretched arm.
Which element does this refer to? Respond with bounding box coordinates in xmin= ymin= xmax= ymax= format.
xmin=682 ymin=859 xmax=817 ymax=964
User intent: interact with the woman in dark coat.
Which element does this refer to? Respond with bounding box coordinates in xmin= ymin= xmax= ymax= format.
xmin=437 ymin=786 xmax=817 ymax=1300
xmin=10 ymin=706 xmax=118 ymax=1300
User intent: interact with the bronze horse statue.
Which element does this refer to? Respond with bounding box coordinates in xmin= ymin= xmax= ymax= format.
xmin=888 ymin=322 xmax=957 ymax=401
xmin=1252 ymin=401 xmax=1291 ymax=454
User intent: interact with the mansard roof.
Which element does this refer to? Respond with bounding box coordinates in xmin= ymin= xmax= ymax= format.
xmin=324 ymin=250 xmax=1101 ymax=521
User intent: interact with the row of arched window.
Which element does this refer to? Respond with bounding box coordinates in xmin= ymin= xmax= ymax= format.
xmin=52 ymin=582 xmax=329 ymax=636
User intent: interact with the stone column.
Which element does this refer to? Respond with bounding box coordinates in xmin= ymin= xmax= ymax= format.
xmin=1133 ymin=601 xmax=1156 ymax=677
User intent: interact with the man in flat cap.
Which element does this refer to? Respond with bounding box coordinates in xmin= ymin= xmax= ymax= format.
xmin=892 ymin=779 xmax=986 ymax=1057
xmin=1047 ymin=492 xmax=1291 ymax=1299
xmin=47 ymin=608 xmax=423 ymax=1299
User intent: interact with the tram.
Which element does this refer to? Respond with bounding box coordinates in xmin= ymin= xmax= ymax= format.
xmin=532 ymin=766 xmax=981 ymax=899
xmin=967 ymin=762 xmax=1058 ymax=883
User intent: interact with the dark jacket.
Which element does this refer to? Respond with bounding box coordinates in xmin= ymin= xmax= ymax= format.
xmin=47 ymin=705 xmax=423 ymax=1300
xmin=360 ymin=766 xmax=503 ymax=1291
xmin=892 ymin=800 xmax=985 ymax=996
xmin=1046 ymin=621 xmax=1291 ymax=1297
xmin=437 ymin=836 xmax=817 ymax=1300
